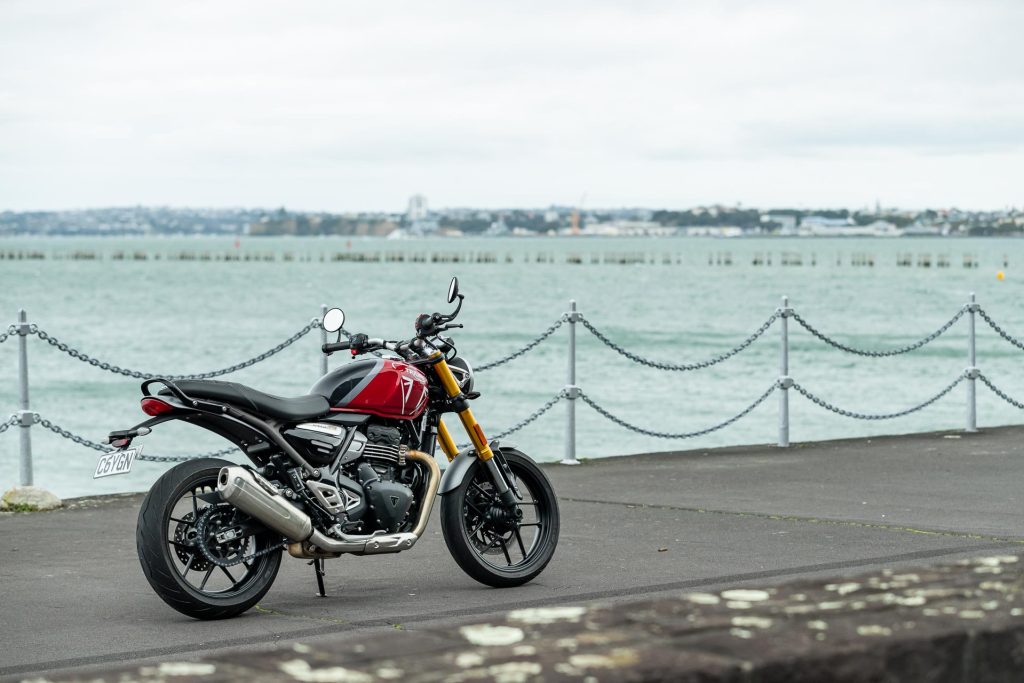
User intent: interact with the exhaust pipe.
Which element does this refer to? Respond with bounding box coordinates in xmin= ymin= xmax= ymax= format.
xmin=216 ymin=449 xmax=440 ymax=556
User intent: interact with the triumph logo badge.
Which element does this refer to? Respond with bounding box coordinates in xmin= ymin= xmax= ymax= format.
xmin=390 ymin=495 xmax=400 ymax=507
xmin=399 ymin=375 xmax=414 ymax=412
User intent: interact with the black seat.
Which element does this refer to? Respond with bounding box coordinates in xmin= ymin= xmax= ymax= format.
xmin=160 ymin=380 xmax=330 ymax=421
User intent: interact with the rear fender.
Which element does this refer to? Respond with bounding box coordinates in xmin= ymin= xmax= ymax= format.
xmin=438 ymin=440 xmax=516 ymax=495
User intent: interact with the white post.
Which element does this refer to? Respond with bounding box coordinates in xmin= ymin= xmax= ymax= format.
xmin=319 ymin=304 xmax=329 ymax=377
xmin=778 ymin=296 xmax=791 ymax=447
xmin=561 ymin=300 xmax=581 ymax=465
xmin=17 ymin=309 xmax=33 ymax=485
xmin=966 ymin=293 xmax=978 ymax=433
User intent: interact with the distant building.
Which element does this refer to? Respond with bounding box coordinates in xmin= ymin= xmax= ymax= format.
xmin=406 ymin=194 xmax=428 ymax=222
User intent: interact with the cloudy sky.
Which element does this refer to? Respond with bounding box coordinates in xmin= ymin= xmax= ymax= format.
xmin=1 ymin=1 xmax=1021 ymax=212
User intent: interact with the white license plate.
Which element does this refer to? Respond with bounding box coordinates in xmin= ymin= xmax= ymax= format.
xmin=94 ymin=447 xmax=141 ymax=479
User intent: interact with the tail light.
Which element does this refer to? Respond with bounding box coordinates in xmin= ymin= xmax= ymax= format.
xmin=141 ymin=397 xmax=175 ymax=416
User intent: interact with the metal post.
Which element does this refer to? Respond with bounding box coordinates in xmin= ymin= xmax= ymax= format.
xmin=561 ymin=300 xmax=581 ymax=465
xmin=319 ymin=304 xmax=329 ymax=377
xmin=17 ymin=309 xmax=33 ymax=485
xmin=966 ymin=292 xmax=978 ymax=433
xmin=778 ymin=296 xmax=791 ymax=447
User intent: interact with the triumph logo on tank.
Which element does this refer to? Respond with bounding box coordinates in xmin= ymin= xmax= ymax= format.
xmin=399 ymin=375 xmax=415 ymax=412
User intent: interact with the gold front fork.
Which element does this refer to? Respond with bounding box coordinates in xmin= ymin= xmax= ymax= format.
xmin=432 ymin=352 xmax=494 ymax=462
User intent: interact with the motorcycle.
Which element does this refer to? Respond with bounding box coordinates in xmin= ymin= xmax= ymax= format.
xmin=106 ymin=277 xmax=560 ymax=619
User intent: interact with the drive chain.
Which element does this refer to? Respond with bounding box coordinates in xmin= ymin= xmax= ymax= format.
xmin=790 ymin=375 xmax=964 ymax=420
xmin=579 ymin=312 xmax=778 ymax=371
xmin=26 ymin=320 xmax=320 ymax=379
xmin=476 ymin=318 xmax=566 ymax=372
xmin=791 ymin=308 xmax=965 ymax=357
xmin=977 ymin=309 xmax=1024 ymax=352
xmin=193 ymin=505 xmax=287 ymax=568
xmin=577 ymin=384 xmax=777 ymax=439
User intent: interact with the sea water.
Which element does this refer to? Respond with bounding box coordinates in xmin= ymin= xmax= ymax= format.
xmin=1 ymin=235 xmax=1022 ymax=497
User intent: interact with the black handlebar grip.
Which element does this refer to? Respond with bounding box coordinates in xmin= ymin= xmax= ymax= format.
xmin=322 ymin=340 xmax=351 ymax=354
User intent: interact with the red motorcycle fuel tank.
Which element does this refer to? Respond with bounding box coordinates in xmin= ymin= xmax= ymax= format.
xmin=309 ymin=358 xmax=429 ymax=420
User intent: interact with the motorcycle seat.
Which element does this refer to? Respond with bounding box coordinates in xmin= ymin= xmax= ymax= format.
xmin=159 ymin=380 xmax=330 ymax=421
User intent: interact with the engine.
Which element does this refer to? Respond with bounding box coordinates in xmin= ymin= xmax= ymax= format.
xmin=283 ymin=421 xmax=418 ymax=535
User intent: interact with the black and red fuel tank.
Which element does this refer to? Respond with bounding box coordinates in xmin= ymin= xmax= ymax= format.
xmin=309 ymin=358 xmax=429 ymax=420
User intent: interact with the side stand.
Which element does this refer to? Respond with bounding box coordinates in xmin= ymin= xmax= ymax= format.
xmin=310 ymin=558 xmax=326 ymax=597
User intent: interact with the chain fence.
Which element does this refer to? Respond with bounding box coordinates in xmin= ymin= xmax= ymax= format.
xmin=790 ymin=308 xmax=966 ymax=357
xmin=578 ymin=384 xmax=778 ymax=439
xmin=0 ymin=413 xmax=17 ymax=434
xmin=476 ymin=317 xmax=566 ymax=372
xmin=6 ymin=297 xmax=1024 ymax=481
xmin=977 ymin=309 xmax=1024 ymax=352
xmin=455 ymin=392 xmax=565 ymax=450
xmin=31 ymin=412 xmax=237 ymax=462
xmin=791 ymin=375 xmax=966 ymax=420
xmin=977 ymin=373 xmax=1024 ymax=410
xmin=28 ymin=320 xmax=321 ymax=380
xmin=579 ymin=311 xmax=779 ymax=371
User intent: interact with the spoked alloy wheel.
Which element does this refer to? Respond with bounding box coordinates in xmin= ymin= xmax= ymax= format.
xmin=441 ymin=448 xmax=559 ymax=587
xmin=137 ymin=458 xmax=282 ymax=620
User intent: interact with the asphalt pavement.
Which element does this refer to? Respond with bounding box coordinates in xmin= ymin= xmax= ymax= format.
xmin=1 ymin=426 xmax=1021 ymax=681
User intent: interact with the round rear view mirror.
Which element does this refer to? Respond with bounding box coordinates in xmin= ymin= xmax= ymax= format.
xmin=447 ymin=276 xmax=460 ymax=303
xmin=322 ymin=308 xmax=346 ymax=333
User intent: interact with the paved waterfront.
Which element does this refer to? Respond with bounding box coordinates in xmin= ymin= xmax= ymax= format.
xmin=1 ymin=426 xmax=1021 ymax=681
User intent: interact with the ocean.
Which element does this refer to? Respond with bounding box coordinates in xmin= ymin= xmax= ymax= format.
xmin=1 ymin=235 xmax=1022 ymax=497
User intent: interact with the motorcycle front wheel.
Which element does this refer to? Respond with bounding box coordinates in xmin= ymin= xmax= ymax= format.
xmin=440 ymin=448 xmax=559 ymax=587
xmin=136 ymin=457 xmax=282 ymax=620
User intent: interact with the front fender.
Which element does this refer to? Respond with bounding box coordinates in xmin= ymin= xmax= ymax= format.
xmin=437 ymin=440 xmax=516 ymax=495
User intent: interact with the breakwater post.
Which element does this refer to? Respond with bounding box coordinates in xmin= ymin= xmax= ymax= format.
xmin=966 ymin=292 xmax=978 ymax=433
xmin=778 ymin=296 xmax=792 ymax=447
xmin=17 ymin=310 xmax=33 ymax=485
xmin=561 ymin=300 xmax=581 ymax=465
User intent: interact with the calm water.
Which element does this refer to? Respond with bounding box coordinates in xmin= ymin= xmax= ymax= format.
xmin=1 ymin=235 xmax=1023 ymax=497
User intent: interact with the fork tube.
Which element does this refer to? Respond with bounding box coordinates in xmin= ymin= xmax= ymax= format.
xmin=436 ymin=419 xmax=458 ymax=461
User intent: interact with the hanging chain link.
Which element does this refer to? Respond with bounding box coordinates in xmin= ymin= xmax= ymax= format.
xmin=0 ymin=413 xmax=18 ymax=434
xmin=977 ymin=373 xmax=1024 ymax=409
xmin=579 ymin=311 xmax=779 ymax=371
xmin=27 ymin=320 xmax=320 ymax=380
xmin=0 ymin=324 xmax=15 ymax=345
xmin=31 ymin=413 xmax=236 ymax=461
xmin=476 ymin=317 xmax=567 ymax=372
xmin=790 ymin=308 xmax=966 ymax=357
xmin=577 ymin=384 xmax=777 ymax=439
xmin=790 ymin=375 xmax=965 ymax=420
xmin=456 ymin=392 xmax=565 ymax=449
xmin=977 ymin=309 xmax=1024 ymax=352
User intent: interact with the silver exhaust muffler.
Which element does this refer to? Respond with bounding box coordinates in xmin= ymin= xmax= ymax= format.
xmin=217 ymin=467 xmax=314 ymax=541
xmin=216 ymin=449 xmax=440 ymax=557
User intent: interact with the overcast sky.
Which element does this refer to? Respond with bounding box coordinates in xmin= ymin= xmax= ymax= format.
xmin=1 ymin=1 xmax=1021 ymax=212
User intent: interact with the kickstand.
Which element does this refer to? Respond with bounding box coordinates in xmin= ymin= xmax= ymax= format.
xmin=309 ymin=558 xmax=326 ymax=598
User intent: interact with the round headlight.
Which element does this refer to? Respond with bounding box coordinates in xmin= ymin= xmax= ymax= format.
xmin=447 ymin=356 xmax=474 ymax=394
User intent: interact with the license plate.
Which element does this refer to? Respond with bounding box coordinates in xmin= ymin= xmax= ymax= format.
xmin=94 ymin=447 xmax=141 ymax=479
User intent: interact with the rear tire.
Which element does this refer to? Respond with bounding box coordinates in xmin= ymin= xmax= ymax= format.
xmin=136 ymin=458 xmax=282 ymax=620
xmin=441 ymin=449 xmax=559 ymax=588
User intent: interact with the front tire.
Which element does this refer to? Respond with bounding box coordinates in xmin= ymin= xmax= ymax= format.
xmin=441 ymin=449 xmax=559 ymax=587
xmin=136 ymin=458 xmax=282 ymax=620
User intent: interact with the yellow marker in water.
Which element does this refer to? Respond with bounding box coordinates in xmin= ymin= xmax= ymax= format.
xmin=997 ymin=271 xmax=1006 ymax=281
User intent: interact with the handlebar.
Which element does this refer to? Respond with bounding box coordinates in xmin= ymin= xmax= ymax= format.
xmin=321 ymin=340 xmax=351 ymax=354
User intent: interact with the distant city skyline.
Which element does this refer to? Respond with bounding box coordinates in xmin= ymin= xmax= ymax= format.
xmin=1 ymin=1 xmax=1022 ymax=212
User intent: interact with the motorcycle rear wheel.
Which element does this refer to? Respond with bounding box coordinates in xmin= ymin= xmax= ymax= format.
xmin=440 ymin=448 xmax=559 ymax=587
xmin=136 ymin=457 xmax=282 ymax=620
